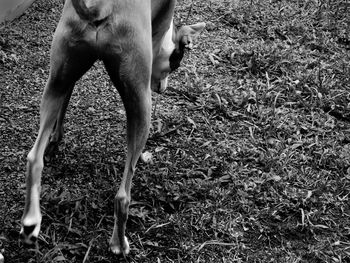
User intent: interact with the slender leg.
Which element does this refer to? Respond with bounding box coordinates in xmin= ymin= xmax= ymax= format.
xmin=104 ymin=40 xmax=152 ymax=255
xmin=112 ymin=87 xmax=151 ymax=255
xmin=45 ymin=88 xmax=74 ymax=158
xmin=111 ymin=82 xmax=151 ymax=255
xmin=20 ymin=28 xmax=96 ymax=244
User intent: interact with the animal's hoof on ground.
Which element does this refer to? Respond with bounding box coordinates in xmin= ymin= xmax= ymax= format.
xmin=110 ymin=236 xmax=130 ymax=255
xmin=19 ymin=225 xmax=38 ymax=245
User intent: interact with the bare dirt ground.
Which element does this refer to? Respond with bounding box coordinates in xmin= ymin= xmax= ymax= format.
xmin=1 ymin=0 xmax=350 ymax=262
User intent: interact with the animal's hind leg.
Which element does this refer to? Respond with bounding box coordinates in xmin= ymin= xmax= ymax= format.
xmin=103 ymin=39 xmax=152 ymax=255
xmin=20 ymin=29 xmax=96 ymax=244
xmin=20 ymin=75 xmax=72 ymax=245
xmin=109 ymin=76 xmax=151 ymax=255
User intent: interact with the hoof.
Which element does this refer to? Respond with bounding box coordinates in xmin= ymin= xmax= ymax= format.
xmin=19 ymin=225 xmax=39 ymax=245
xmin=110 ymin=236 xmax=130 ymax=255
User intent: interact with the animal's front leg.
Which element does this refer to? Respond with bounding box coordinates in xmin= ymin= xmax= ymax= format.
xmin=44 ymin=90 xmax=73 ymax=159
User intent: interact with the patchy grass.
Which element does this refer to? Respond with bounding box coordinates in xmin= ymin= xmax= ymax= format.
xmin=1 ymin=0 xmax=349 ymax=262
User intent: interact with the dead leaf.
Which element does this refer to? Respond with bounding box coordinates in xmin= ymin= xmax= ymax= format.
xmin=187 ymin=117 xmax=197 ymax=128
xmin=140 ymin=151 xmax=153 ymax=163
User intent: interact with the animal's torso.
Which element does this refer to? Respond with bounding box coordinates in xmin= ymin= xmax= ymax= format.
xmin=58 ymin=0 xmax=176 ymax=60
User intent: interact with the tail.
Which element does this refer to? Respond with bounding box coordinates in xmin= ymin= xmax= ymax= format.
xmin=71 ymin=0 xmax=100 ymax=21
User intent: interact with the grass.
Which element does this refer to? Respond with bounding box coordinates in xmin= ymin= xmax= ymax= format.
xmin=0 ymin=0 xmax=349 ymax=262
